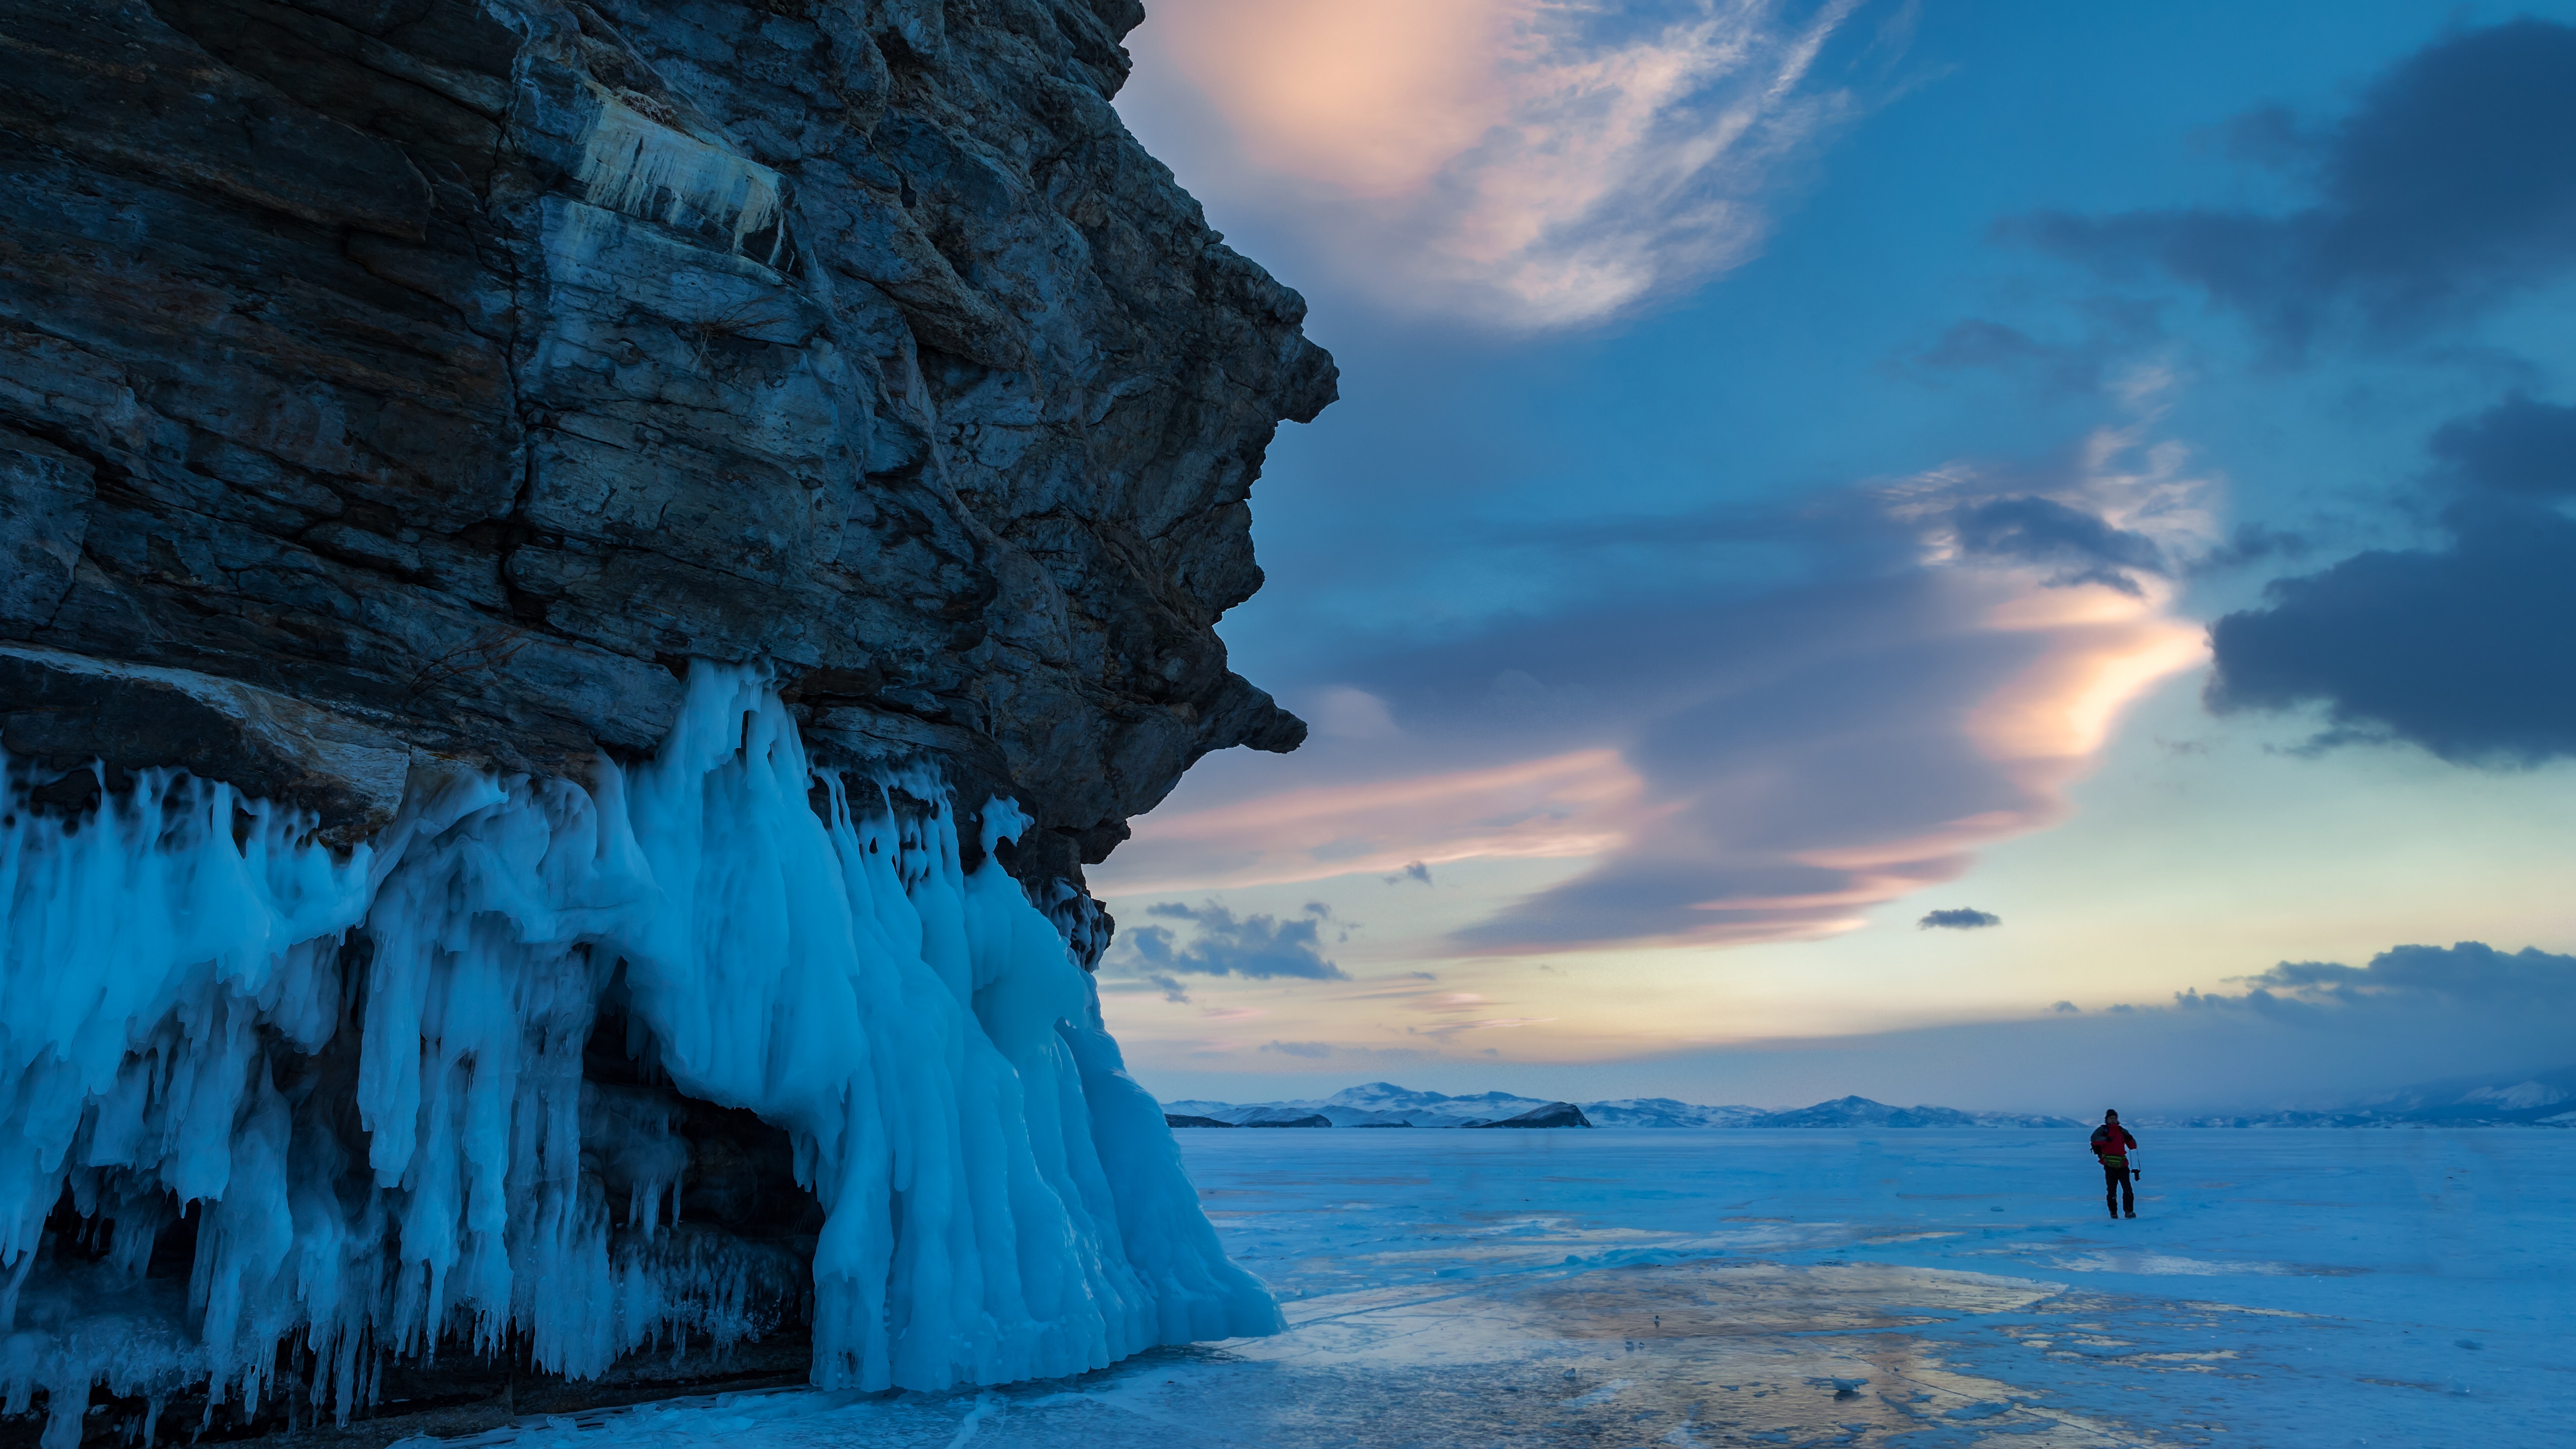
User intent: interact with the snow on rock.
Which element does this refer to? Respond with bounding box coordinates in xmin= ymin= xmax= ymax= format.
xmin=2460 ymin=1081 xmax=2568 ymax=1110
xmin=0 ymin=664 xmax=1275 ymax=1443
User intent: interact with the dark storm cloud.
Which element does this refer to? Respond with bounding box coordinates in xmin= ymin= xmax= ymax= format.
xmin=2428 ymin=395 xmax=2576 ymax=498
xmin=2011 ymin=20 xmax=2576 ymax=344
xmin=1919 ymin=908 xmax=2000 ymax=930
xmin=1116 ymin=901 xmax=1349 ymax=981
xmin=1951 ymin=495 xmax=2166 ymax=593
xmin=2205 ymin=502 xmax=2576 ymax=766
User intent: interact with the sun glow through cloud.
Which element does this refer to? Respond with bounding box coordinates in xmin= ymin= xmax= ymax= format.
xmin=1104 ymin=412 xmax=2223 ymax=957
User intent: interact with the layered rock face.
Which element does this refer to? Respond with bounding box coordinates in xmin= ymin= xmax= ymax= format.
xmin=0 ymin=0 xmax=1331 ymax=871
xmin=0 ymin=0 xmax=1331 ymax=1436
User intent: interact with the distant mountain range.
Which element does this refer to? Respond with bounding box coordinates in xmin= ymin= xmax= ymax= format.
xmin=1164 ymin=1069 xmax=2576 ymax=1130
xmin=2148 ymin=1064 xmax=2576 ymax=1128
xmin=1161 ymin=1082 xmax=2081 ymax=1130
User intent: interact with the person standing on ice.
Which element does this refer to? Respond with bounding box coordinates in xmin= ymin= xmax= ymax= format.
xmin=2090 ymin=1110 xmax=2139 ymax=1219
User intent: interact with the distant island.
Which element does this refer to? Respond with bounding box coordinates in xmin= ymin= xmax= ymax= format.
xmin=1163 ymin=1069 xmax=2576 ymax=1130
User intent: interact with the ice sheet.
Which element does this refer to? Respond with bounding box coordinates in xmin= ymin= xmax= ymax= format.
xmin=439 ymin=1128 xmax=2573 ymax=1446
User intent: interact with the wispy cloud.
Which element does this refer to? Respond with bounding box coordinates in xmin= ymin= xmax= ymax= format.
xmin=1135 ymin=0 xmax=1895 ymax=328
xmin=1103 ymin=407 xmax=2218 ymax=953
xmin=1100 ymin=749 xmax=1649 ymax=895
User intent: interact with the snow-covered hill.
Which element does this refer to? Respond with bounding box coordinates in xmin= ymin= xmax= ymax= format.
xmin=1163 ymin=1083 xmax=1561 ymax=1127
xmin=1752 ymin=1096 xmax=2083 ymax=1129
xmin=2148 ymin=1064 xmax=2576 ymax=1128
xmin=1164 ymin=1083 xmax=2082 ymax=1129
xmin=1168 ymin=1069 xmax=2576 ymax=1131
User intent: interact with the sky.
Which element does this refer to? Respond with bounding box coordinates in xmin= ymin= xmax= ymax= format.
xmin=1087 ymin=1 xmax=2576 ymax=1114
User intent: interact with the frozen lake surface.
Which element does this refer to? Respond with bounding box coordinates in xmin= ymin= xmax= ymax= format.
xmin=433 ymin=1129 xmax=2572 ymax=1446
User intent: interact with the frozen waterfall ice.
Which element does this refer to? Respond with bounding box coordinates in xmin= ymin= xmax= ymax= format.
xmin=0 ymin=664 xmax=1278 ymax=1444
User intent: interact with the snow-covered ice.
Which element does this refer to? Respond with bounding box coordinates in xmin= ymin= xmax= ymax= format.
xmin=443 ymin=1126 xmax=2572 ymax=1446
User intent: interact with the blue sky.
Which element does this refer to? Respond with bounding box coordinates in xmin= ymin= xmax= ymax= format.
xmin=1089 ymin=1 xmax=2576 ymax=1112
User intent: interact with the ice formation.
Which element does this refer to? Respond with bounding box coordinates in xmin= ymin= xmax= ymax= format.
xmin=0 ymin=664 xmax=1277 ymax=1443
xmin=576 ymin=90 xmax=786 ymax=262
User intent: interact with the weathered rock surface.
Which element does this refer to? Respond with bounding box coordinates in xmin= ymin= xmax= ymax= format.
xmin=0 ymin=0 xmax=1330 ymax=1435
xmin=0 ymin=0 xmax=1332 ymax=887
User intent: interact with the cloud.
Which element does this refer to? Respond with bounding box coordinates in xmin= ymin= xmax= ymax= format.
xmin=1130 ymin=0 xmax=1897 ymax=328
xmin=1260 ymin=1040 xmax=1336 ymax=1059
xmin=1896 ymin=300 xmax=2165 ymax=395
xmin=2190 ymin=522 xmax=2309 ymax=575
xmin=2010 ymin=19 xmax=2576 ymax=345
xmin=1949 ymin=495 xmax=2167 ymax=594
xmin=1099 ymin=749 xmax=1647 ymax=895
xmin=2206 ymin=502 xmax=2576 ymax=767
xmin=1442 ymin=430 xmax=2211 ymax=951
xmin=1100 ymin=414 xmax=2218 ymax=953
xmin=2428 ymin=395 xmax=2576 ymax=498
xmin=1614 ymin=939 xmax=2576 ymax=1114
xmin=2223 ymin=940 xmax=2576 ymax=1010
xmin=2203 ymin=382 xmax=2576 ymax=765
xmin=1918 ymin=908 xmax=2000 ymax=930
xmin=1111 ymin=901 xmax=1350 ymax=982
xmin=1310 ymin=685 xmax=1402 ymax=739
xmin=1407 ymin=992 xmax=1491 ymax=1014
xmin=1416 ymin=1015 xmax=1558 ymax=1039
xmin=1384 ymin=861 xmax=1434 ymax=887
xmin=1904 ymin=319 xmax=2107 ymax=393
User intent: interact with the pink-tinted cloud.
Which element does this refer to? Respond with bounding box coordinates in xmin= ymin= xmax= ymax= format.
xmin=1126 ymin=0 xmax=1888 ymax=327
xmin=1407 ymin=991 xmax=1493 ymax=1014
xmin=1098 ymin=748 xmax=1653 ymax=895
xmin=1104 ymin=413 xmax=2220 ymax=954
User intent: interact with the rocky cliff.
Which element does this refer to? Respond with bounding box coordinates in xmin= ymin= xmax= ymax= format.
xmin=1 ymin=0 xmax=1331 ymax=875
xmin=0 ymin=0 xmax=1330 ymax=1436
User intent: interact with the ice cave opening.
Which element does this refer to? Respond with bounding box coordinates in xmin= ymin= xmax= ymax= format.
xmin=0 ymin=664 xmax=1277 ymax=1446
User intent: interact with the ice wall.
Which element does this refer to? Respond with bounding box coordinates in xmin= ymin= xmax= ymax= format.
xmin=0 ymin=664 xmax=1277 ymax=1444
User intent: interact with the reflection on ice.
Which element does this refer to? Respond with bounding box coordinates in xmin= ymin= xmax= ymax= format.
xmin=415 ymin=1129 xmax=2574 ymax=1447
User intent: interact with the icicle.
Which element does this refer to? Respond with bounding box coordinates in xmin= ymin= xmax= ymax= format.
xmin=0 ymin=663 xmax=1277 ymax=1435
xmin=575 ymin=89 xmax=785 ymax=262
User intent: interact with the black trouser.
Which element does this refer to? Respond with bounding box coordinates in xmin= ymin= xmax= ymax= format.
xmin=2102 ymin=1160 xmax=2134 ymax=1215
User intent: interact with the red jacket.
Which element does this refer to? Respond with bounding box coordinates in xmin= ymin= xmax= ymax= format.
xmin=2089 ymin=1123 xmax=2137 ymax=1160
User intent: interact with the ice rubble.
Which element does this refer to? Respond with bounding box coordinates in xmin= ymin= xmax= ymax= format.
xmin=0 ymin=664 xmax=1277 ymax=1444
